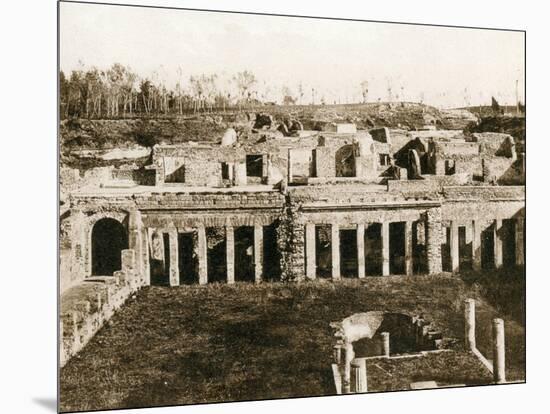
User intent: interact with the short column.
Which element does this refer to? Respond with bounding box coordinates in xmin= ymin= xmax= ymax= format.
xmin=357 ymin=223 xmax=365 ymax=279
xmin=350 ymin=358 xmax=368 ymax=393
xmin=381 ymin=332 xmax=390 ymax=357
xmin=331 ymin=223 xmax=341 ymax=280
xmin=472 ymin=220 xmax=481 ymax=271
xmin=168 ymin=228 xmax=179 ymax=286
xmin=305 ymin=223 xmax=316 ymax=280
xmin=494 ymin=219 xmax=503 ymax=269
xmin=254 ymin=224 xmax=263 ymax=283
xmin=515 ymin=218 xmax=524 ymax=266
xmin=492 ymin=318 xmax=506 ymax=383
xmin=464 ymin=298 xmax=476 ymax=350
xmin=450 ymin=221 xmax=459 ymax=273
xmin=405 ymin=221 xmax=413 ymax=276
xmin=197 ymin=225 xmax=208 ymax=285
xmin=226 ymin=226 xmax=235 ymax=284
xmin=382 ymin=222 xmax=390 ymax=276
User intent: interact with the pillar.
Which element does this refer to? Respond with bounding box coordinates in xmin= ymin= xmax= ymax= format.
xmin=197 ymin=225 xmax=208 ymax=285
xmin=425 ymin=208 xmax=443 ymax=274
xmin=494 ymin=219 xmax=503 ymax=269
xmin=233 ymin=162 xmax=247 ymax=186
xmin=381 ymin=332 xmax=390 ymax=357
xmin=168 ymin=229 xmax=179 ymax=286
xmin=287 ymin=149 xmax=293 ymax=184
xmin=472 ymin=220 xmax=482 ymax=271
xmin=254 ymin=224 xmax=263 ymax=283
xmin=333 ymin=343 xmax=343 ymax=365
xmin=515 ymin=218 xmax=524 ymax=266
xmin=382 ymin=222 xmax=390 ymax=276
xmin=331 ymin=223 xmax=341 ymax=280
xmin=464 ymin=298 xmax=476 ymax=350
xmin=492 ymin=318 xmax=506 ymax=383
xmin=343 ymin=342 xmax=354 ymax=393
xmin=227 ymin=162 xmax=234 ymax=182
xmin=450 ymin=221 xmax=459 ymax=273
xmin=351 ymin=358 xmax=368 ymax=393
xmin=128 ymin=210 xmax=143 ymax=278
xmin=141 ymin=227 xmax=150 ymax=285
xmin=305 ymin=223 xmax=316 ymax=280
xmin=226 ymin=226 xmax=235 ymax=284
xmin=405 ymin=221 xmax=413 ymax=276
xmin=357 ymin=223 xmax=365 ymax=279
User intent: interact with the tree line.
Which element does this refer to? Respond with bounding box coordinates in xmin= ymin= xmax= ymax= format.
xmin=60 ymin=63 xmax=379 ymax=119
xmin=59 ymin=63 xmax=262 ymax=119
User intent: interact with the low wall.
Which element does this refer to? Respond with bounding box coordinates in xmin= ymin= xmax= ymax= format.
xmin=60 ymin=249 xmax=144 ymax=367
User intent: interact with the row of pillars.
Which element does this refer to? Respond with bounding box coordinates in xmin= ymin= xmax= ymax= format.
xmin=166 ymin=224 xmax=264 ymax=286
xmin=448 ymin=218 xmax=524 ymax=273
xmin=305 ymin=221 xmax=414 ymax=279
xmin=464 ymin=299 xmax=506 ymax=384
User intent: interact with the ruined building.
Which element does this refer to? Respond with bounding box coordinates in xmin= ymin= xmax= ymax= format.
xmin=60 ymin=124 xmax=525 ymax=293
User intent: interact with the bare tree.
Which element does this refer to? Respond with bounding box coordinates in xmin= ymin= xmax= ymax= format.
xmin=360 ymin=80 xmax=369 ymax=104
xmin=233 ymin=70 xmax=257 ymax=110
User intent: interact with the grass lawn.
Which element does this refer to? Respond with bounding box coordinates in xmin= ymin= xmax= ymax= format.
xmin=60 ymin=272 xmax=525 ymax=412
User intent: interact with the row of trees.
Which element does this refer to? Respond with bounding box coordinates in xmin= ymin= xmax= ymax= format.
xmin=60 ymin=64 xmax=261 ymax=118
xmin=60 ymin=63 xmax=378 ymax=118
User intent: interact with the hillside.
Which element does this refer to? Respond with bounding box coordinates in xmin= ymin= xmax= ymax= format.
xmin=60 ymin=103 xmax=478 ymax=170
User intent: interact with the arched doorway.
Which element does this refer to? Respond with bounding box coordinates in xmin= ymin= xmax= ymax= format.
xmin=335 ymin=145 xmax=356 ymax=177
xmin=91 ymin=218 xmax=128 ymax=276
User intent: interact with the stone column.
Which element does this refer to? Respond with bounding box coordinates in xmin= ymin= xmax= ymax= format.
xmin=450 ymin=221 xmax=459 ymax=273
xmin=343 ymin=342 xmax=354 ymax=393
xmin=331 ymin=223 xmax=341 ymax=280
xmin=515 ymin=218 xmax=524 ymax=266
xmin=333 ymin=343 xmax=343 ymax=364
xmin=464 ymin=298 xmax=476 ymax=350
xmin=351 ymin=358 xmax=368 ymax=393
xmin=128 ymin=210 xmax=143 ymax=279
xmin=425 ymin=207 xmax=443 ymax=275
xmin=141 ymin=227 xmax=151 ymax=286
xmin=382 ymin=221 xmax=390 ymax=276
xmin=472 ymin=220 xmax=482 ymax=271
xmin=227 ymin=162 xmax=234 ymax=182
xmin=405 ymin=221 xmax=413 ymax=276
xmin=168 ymin=229 xmax=179 ymax=286
xmin=494 ymin=219 xmax=503 ymax=269
xmin=287 ymin=149 xmax=293 ymax=185
xmin=357 ymin=223 xmax=365 ymax=279
xmin=381 ymin=332 xmax=390 ymax=357
xmin=226 ymin=226 xmax=235 ymax=284
xmin=197 ymin=225 xmax=208 ymax=285
xmin=305 ymin=223 xmax=316 ymax=280
xmin=254 ymin=224 xmax=263 ymax=283
xmin=492 ymin=318 xmax=506 ymax=383
xmin=233 ymin=163 xmax=247 ymax=186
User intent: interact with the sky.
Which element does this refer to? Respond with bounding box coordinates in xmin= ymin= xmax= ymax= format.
xmin=59 ymin=1 xmax=525 ymax=108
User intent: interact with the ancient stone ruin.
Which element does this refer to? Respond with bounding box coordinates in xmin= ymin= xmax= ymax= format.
xmin=59 ymin=123 xmax=525 ymax=363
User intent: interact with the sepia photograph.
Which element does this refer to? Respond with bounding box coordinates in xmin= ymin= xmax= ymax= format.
xmin=57 ymin=1 xmax=525 ymax=412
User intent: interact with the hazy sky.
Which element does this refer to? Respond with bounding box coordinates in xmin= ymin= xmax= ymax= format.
xmin=60 ymin=2 xmax=525 ymax=108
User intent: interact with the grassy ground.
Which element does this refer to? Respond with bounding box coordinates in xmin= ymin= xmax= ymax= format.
xmin=60 ymin=273 xmax=524 ymax=412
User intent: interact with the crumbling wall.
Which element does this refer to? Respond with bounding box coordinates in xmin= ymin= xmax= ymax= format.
xmin=60 ymin=249 xmax=145 ymax=367
xmin=276 ymin=195 xmax=305 ymax=281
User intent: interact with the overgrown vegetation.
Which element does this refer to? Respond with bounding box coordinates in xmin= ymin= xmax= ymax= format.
xmin=465 ymin=116 xmax=525 ymax=149
xmin=60 ymin=274 xmax=524 ymax=412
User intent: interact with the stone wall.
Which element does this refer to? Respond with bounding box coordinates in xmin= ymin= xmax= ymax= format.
xmin=60 ymin=249 xmax=144 ymax=367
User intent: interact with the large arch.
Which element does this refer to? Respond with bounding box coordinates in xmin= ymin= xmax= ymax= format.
xmin=335 ymin=145 xmax=356 ymax=177
xmin=91 ymin=217 xmax=128 ymax=276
